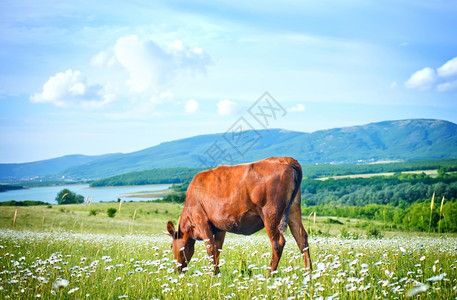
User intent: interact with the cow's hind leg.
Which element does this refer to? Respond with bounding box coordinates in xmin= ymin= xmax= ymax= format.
xmin=288 ymin=191 xmax=312 ymax=270
xmin=262 ymin=210 xmax=286 ymax=276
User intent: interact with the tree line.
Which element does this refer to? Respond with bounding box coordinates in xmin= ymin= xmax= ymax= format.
xmin=302 ymin=172 xmax=457 ymax=207
xmin=302 ymin=201 xmax=457 ymax=232
xmin=90 ymin=167 xmax=205 ymax=187
xmin=301 ymin=158 xmax=457 ymax=178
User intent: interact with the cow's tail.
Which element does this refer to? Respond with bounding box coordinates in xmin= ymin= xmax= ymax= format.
xmin=278 ymin=162 xmax=303 ymax=233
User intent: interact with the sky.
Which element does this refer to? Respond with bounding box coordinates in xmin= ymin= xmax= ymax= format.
xmin=1 ymin=0 xmax=457 ymax=163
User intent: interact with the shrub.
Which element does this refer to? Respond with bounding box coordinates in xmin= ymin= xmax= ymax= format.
xmin=55 ymin=189 xmax=84 ymax=205
xmin=107 ymin=208 xmax=117 ymax=218
xmin=366 ymin=225 xmax=383 ymax=238
xmin=340 ymin=227 xmax=360 ymax=239
xmin=162 ymin=192 xmax=186 ymax=203
xmin=326 ymin=218 xmax=343 ymax=225
xmin=89 ymin=210 xmax=97 ymax=216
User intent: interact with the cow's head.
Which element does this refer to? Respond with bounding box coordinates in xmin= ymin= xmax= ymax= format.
xmin=166 ymin=221 xmax=195 ymax=272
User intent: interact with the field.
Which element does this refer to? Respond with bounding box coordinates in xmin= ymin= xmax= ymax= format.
xmin=316 ymin=170 xmax=438 ymax=181
xmin=0 ymin=202 xmax=456 ymax=299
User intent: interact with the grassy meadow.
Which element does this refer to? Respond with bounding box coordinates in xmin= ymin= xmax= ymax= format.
xmin=0 ymin=202 xmax=456 ymax=299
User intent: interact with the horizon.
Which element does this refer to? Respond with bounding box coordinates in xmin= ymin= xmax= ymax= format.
xmin=1 ymin=1 xmax=457 ymax=163
xmin=4 ymin=117 xmax=454 ymax=164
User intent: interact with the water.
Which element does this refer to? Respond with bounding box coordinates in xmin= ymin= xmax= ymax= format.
xmin=0 ymin=184 xmax=171 ymax=204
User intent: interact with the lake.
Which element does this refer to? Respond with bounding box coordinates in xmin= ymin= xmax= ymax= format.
xmin=0 ymin=184 xmax=171 ymax=204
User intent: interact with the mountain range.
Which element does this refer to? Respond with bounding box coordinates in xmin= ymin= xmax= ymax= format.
xmin=1 ymin=119 xmax=457 ymax=181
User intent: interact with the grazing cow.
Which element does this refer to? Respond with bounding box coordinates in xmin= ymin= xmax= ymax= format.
xmin=165 ymin=157 xmax=312 ymax=274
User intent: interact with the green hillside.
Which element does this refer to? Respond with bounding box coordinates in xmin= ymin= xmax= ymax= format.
xmin=2 ymin=119 xmax=457 ymax=181
xmin=60 ymin=119 xmax=457 ymax=179
xmin=0 ymin=153 xmax=118 ymax=180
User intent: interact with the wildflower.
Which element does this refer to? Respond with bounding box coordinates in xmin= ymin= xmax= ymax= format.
xmin=337 ymin=272 xmax=346 ymax=278
xmin=118 ymin=295 xmax=128 ymax=299
xmin=426 ymin=273 xmax=446 ymax=282
xmin=345 ymin=283 xmax=356 ymax=292
xmin=283 ymin=266 xmax=293 ymax=273
xmin=211 ymin=282 xmax=222 ymax=288
xmin=53 ymin=279 xmax=69 ymax=289
xmin=420 ymin=256 xmax=426 ymax=261
xmin=406 ymin=283 xmax=429 ymax=297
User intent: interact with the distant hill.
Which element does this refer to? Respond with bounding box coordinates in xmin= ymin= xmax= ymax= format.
xmin=0 ymin=154 xmax=118 ymax=180
xmin=1 ymin=119 xmax=457 ymax=181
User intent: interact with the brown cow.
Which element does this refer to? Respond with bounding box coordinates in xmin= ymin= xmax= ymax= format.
xmin=166 ymin=157 xmax=312 ymax=274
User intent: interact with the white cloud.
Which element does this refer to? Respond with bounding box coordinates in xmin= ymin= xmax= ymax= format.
xmin=31 ymin=35 xmax=211 ymax=113
xmin=169 ymin=40 xmax=183 ymax=51
xmin=90 ymin=50 xmax=116 ymax=68
xmin=30 ymin=69 xmax=113 ymax=108
xmin=217 ymin=99 xmax=239 ymax=116
xmin=114 ymin=35 xmax=166 ymax=93
xmin=159 ymin=90 xmax=173 ymax=100
xmin=404 ymin=67 xmax=436 ymax=90
xmin=289 ymin=103 xmax=306 ymax=112
xmin=437 ymin=80 xmax=457 ymax=92
xmin=185 ymin=99 xmax=199 ymax=114
xmin=437 ymin=56 xmax=457 ymax=77
xmin=113 ymin=35 xmax=211 ymax=93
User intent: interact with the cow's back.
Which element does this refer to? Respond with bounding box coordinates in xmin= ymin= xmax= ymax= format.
xmin=184 ymin=157 xmax=301 ymax=235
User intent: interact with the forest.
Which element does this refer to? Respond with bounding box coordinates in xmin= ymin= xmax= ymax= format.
xmin=89 ymin=167 xmax=205 ymax=187
xmin=300 ymin=158 xmax=457 ymax=178
xmin=88 ymin=159 xmax=457 ymax=187
xmin=301 ymin=171 xmax=457 ymax=207
xmin=300 ymin=171 xmax=457 ymax=232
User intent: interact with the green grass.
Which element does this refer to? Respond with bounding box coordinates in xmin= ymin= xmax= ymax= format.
xmin=0 ymin=202 xmax=183 ymax=235
xmin=0 ymin=203 xmax=456 ymax=299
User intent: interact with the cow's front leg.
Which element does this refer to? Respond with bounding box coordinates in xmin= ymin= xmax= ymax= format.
xmin=213 ymin=231 xmax=226 ymax=274
xmin=201 ymin=229 xmax=220 ymax=274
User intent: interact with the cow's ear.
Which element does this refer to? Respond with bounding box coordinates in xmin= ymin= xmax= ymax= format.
xmin=167 ymin=221 xmax=176 ymax=237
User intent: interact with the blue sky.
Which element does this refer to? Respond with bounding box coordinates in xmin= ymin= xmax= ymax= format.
xmin=1 ymin=0 xmax=457 ymax=163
